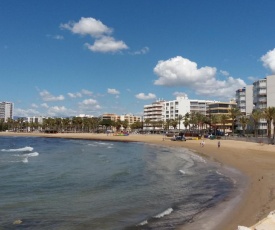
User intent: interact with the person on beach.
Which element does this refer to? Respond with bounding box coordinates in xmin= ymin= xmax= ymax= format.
xmin=201 ymin=140 xmax=205 ymax=147
xmin=218 ymin=141 xmax=220 ymax=148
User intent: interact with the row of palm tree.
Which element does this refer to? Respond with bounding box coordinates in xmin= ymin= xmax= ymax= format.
xmin=143 ymin=106 xmax=275 ymax=139
xmin=0 ymin=116 xmax=140 ymax=133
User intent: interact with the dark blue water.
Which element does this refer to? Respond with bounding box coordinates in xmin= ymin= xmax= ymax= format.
xmin=0 ymin=136 xmax=234 ymax=229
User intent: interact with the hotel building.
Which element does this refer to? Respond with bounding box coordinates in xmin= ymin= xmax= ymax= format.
xmin=143 ymin=95 xmax=217 ymax=130
xmin=0 ymin=101 xmax=13 ymax=122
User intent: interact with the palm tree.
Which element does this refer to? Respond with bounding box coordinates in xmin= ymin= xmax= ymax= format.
xmin=250 ymin=109 xmax=263 ymax=138
xmin=210 ymin=114 xmax=220 ymax=135
xmin=219 ymin=114 xmax=229 ymax=135
xmin=177 ymin=114 xmax=184 ymax=131
xmin=183 ymin=113 xmax=190 ymax=131
xmin=262 ymin=107 xmax=275 ymax=139
xmin=189 ymin=112 xmax=198 ymax=133
xmin=229 ymin=107 xmax=241 ymax=135
xmin=122 ymin=120 xmax=129 ymax=131
xmin=170 ymin=119 xmax=178 ymax=130
xmin=164 ymin=119 xmax=172 ymax=132
xmin=239 ymin=115 xmax=249 ymax=136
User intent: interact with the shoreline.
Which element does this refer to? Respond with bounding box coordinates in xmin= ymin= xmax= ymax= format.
xmin=1 ymin=132 xmax=275 ymax=229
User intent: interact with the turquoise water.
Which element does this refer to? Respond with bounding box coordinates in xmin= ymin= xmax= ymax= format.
xmin=0 ymin=136 xmax=234 ymax=229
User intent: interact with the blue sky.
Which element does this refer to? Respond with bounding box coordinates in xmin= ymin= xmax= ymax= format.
xmin=1 ymin=0 xmax=275 ymax=117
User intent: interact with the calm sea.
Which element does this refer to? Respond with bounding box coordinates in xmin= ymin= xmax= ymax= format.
xmin=0 ymin=136 xmax=235 ymax=230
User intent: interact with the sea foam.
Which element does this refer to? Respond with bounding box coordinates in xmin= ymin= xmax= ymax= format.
xmin=1 ymin=146 xmax=34 ymax=152
xmin=23 ymin=152 xmax=39 ymax=157
xmin=154 ymin=208 xmax=173 ymax=218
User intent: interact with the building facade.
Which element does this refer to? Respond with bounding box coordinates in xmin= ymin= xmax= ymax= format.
xmin=207 ymin=101 xmax=237 ymax=134
xmin=252 ymin=75 xmax=275 ymax=134
xmin=0 ymin=102 xmax=13 ymax=122
xmin=101 ymin=113 xmax=141 ymax=130
xmin=143 ymin=100 xmax=165 ymax=127
xmin=143 ymin=95 xmax=217 ymax=130
xmin=235 ymin=86 xmax=253 ymax=115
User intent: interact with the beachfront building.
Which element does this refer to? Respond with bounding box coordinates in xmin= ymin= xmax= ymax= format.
xmin=120 ymin=114 xmax=141 ymax=125
xmin=26 ymin=116 xmax=44 ymax=132
xmin=163 ymin=95 xmax=217 ymax=129
xmin=0 ymin=101 xmax=13 ymax=122
xmin=235 ymin=86 xmax=253 ymax=133
xmin=143 ymin=99 xmax=165 ymax=130
xmin=207 ymin=100 xmax=237 ymax=134
xmin=235 ymin=86 xmax=253 ymax=115
xmin=101 ymin=113 xmax=141 ymax=131
xmin=252 ymin=75 xmax=275 ymax=135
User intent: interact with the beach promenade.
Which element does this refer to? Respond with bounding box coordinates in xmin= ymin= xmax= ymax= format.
xmin=1 ymin=132 xmax=275 ymax=229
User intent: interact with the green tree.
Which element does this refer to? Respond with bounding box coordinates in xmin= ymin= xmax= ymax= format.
xmin=100 ymin=119 xmax=113 ymax=132
xmin=210 ymin=114 xmax=219 ymax=135
xmin=219 ymin=114 xmax=229 ymax=135
xmin=122 ymin=120 xmax=129 ymax=131
xmin=250 ymin=109 xmax=263 ymax=138
xmin=239 ymin=115 xmax=249 ymax=136
xmin=229 ymin=107 xmax=241 ymax=135
xmin=170 ymin=119 xmax=178 ymax=129
xmin=262 ymin=107 xmax=275 ymax=139
xmin=144 ymin=118 xmax=151 ymax=130
xmin=177 ymin=114 xmax=184 ymax=131
xmin=183 ymin=113 xmax=190 ymax=131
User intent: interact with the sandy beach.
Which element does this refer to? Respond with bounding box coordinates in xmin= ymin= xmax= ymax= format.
xmin=1 ymin=132 xmax=275 ymax=229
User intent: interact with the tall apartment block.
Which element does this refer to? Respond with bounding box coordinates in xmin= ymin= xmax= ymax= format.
xmin=143 ymin=99 xmax=165 ymax=122
xmin=0 ymin=102 xmax=13 ymax=122
xmin=235 ymin=86 xmax=253 ymax=115
xmin=252 ymin=75 xmax=275 ymax=134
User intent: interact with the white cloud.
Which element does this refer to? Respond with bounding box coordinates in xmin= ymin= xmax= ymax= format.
xmin=261 ymin=48 xmax=275 ymax=74
xmin=107 ymin=88 xmax=120 ymax=95
xmin=60 ymin=17 xmax=112 ymax=38
xmin=220 ymin=70 xmax=229 ymax=76
xmin=135 ymin=93 xmax=156 ymax=100
xmin=41 ymin=103 xmax=49 ymax=108
xmin=80 ymin=99 xmax=98 ymax=105
xmin=78 ymin=99 xmax=102 ymax=113
xmin=47 ymin=106 xmax=75 ymax=117
xmin=132 ymin=46 xmax=149 ymax=55
xmin=247 ymin=76 xmax=258 ymax=82
xmin=39 ymin=90 xmax=65 ymax=102
xmin=68 ymin=92 xmax=82 ymax=98
xmin=47 ymin=34 xmax=64 ymax=40
xmin=61 ymin=17 xmax=128 ymax=53
xmin=153 ymin=56 xmax=246 ymax=99
xmin=81 ymin=89 xmax=93 ymax=96
xmin=173 ymin=92 xmax=188 ymax=98
xmin=14 ymin=108 xmax=41 ymax=117
xmin=31 ymin=103 xmax=38 ymax=108
xmin=85 ymin=36 xmax=128 ymax=53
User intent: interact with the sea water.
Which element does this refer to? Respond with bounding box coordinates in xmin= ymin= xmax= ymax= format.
xmin=0 ymin=136 xmax=235 ymax=230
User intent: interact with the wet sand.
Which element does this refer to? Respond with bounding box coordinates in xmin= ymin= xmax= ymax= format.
xmin=1 ymin=132 xmax=275 ymax=229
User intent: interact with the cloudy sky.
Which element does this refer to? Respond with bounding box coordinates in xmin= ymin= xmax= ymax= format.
xmin=1 ymin=0 xmax=275 ymax=117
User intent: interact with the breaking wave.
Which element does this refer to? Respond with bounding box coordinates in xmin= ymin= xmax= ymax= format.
xmin=1 ymin=146 xmax=34 ymax=152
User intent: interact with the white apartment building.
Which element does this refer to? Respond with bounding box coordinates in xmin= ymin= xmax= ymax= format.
xmin=143 ymin=95 xmax=217 ymax=130
xmin=0 ymin=102 xmax=13 ymax=122
xmin=235 ymin=86 xmax=253 ymax=132
xmin=27 ymin=116 xmax=44 ymax=124
xmin=143 ymin=99 xmax=165 ymax=121
xmin=235 ymin=86 xmax=253 ymax=116
xmin=252 ymin=75 xmax=275 ymax=134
